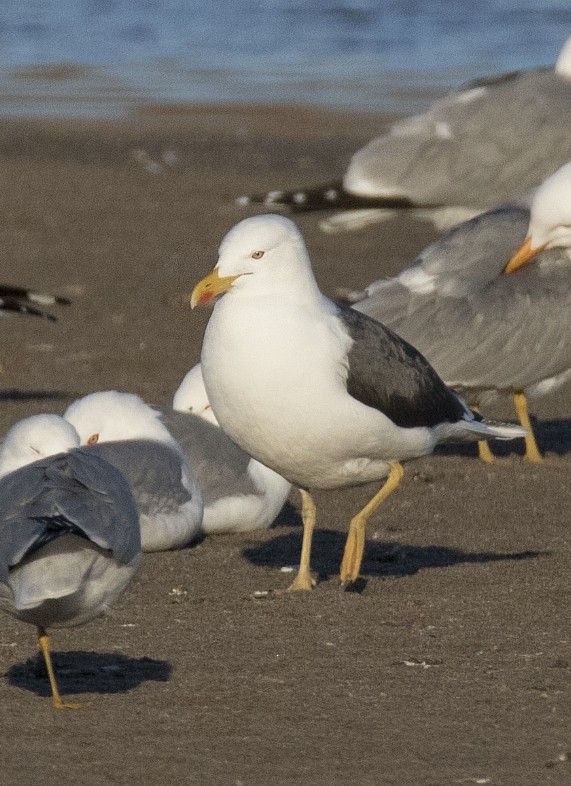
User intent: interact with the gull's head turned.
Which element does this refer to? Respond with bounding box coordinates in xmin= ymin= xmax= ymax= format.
xmin=527 ymin=160 xmax=571 ymax=252
xmin=504 ymin=160 xmax=571 ymax=273
xmin=65 ymin=391 xmax=178 ymax=448
xmin=0 ymin=414 xmax=80 ymax=478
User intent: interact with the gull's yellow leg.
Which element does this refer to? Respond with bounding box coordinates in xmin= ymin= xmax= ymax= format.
xmin=477 ymin=439 xmax=496 ymax=463
xmin=513 ymin=392 xmax=543 ymax=463
xmin=339 ymin=462 xmax=404 ymax=585
xmin=37 ymin=627 xmax=80 ymax=710
xmin=471 ymin=404 xmax=496 ymax=463
xmin=287 ymin=488 xmax=317 ymax=591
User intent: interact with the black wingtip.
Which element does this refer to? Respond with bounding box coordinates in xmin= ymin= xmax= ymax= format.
xmin=236 ymin=180 xmax=414 ymax=213
xmin=0 ymin=285 xmax=71 ymax=318
xmin=0 ymin=297 xmax=58 ymax=321
xmin=0 ymin=287 xmax=70 ymax=304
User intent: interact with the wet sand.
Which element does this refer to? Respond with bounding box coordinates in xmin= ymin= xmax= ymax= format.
xmin=0 ymin=105 xmax=569 ymax=786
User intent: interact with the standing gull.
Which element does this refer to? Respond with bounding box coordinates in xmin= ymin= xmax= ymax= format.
xmin=349 ymin=160 xmax=571 ymax=462
xmin=238 ymin=37 xmax=571 ymax=232
xmin=163 ymin=363 xmax=291 ymax=534
xmin=64 ymin=391 xmax=203 ymax=552
xmin=191 ymin=215 xmax=525 ymax=590
xmin=0 ymin=414 xmax=141 ymax=709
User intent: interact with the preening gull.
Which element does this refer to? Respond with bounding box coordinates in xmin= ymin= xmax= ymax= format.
xmin=64 ymin=391 xmax=203 ymax=552
xmin=350 ymin=160 xmax=571 ymax=463
xmin=191 ymin=214 xmax=525 ymax=590
xmin=0 ymin=414 xmax=141 ymax=709
xmin=0 ymin=284 xmax=70 ymax=321
xmin=238 ymin=37 xmax=571 ymax=232
xmin=163 ymin=363 xmax=291 ymax=534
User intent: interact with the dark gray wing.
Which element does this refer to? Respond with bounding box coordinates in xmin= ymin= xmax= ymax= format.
xmin=83 ymin=439 xmax=195 ymax=516
xmin=0 ymin=450 xmax=140 ymax=583
xmin=345 ymin=68 xmax=571 ymax=207
xmin=336 ymin=302 xmax=467 ymax=427
xmin=157 ymin=408 xmax=258 ymax=503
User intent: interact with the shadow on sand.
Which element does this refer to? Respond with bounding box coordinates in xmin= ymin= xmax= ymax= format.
xmin=0 ymin=389 xmax=74 ymax=403
xmin=7 ymin=650 xmax=172 ymax=698
xmin=243 ymin=529 xmax=545 ymax=587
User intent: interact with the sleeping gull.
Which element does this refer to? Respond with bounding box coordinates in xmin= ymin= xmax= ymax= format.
xmin=349 ymin=160 xmax=571 ymax=463
xmin=0 ymin=284 xmax=70 ymax=321
xmin=163 ymin=362 xmax=291 ymax=534
xmin=0 ymin=414 xmax=141 ymax=709
xmin=190 ymin=214 xmax=525 ymax=590
xmin=238 ymin=37 xmax=571 ymax=232
xmin=64 ymin=391 xmax=203 ymax=552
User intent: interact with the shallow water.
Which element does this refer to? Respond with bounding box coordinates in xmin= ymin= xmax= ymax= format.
xmin=0 ymin=1 xmax=570 ymax=118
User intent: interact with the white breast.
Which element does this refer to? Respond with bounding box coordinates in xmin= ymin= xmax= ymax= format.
xmin=201 ymin=292 xmax=436 ymax=488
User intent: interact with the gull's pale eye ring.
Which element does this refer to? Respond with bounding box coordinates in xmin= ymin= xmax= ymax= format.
xmin=251 ymin=250 xmax=265 ymax=260
xmin=87 ymin=433 xmax=99 ymax=445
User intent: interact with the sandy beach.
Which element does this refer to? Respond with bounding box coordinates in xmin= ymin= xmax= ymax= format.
xmin=0 ymin=105 xmax=569 ymax=786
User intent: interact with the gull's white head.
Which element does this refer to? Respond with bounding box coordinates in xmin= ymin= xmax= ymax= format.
xmin=504 ymin=160 xmax=571 ymax=273
xmin=64 ymin=391 xmax=179 ymax=448
xmin=191 ymin=215 xmax=319 ymax=308
xmin=172 ymin=364 xmax=219 ymax=426
xmin=555 ymin=36 xmax=571 ymax=79
xmin=0 ymin=414 xmax=80 ymax=478
xmin=527 ymin=160 xmax=571 ymax=250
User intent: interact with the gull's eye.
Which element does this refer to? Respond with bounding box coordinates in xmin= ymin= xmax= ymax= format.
xmin=251 ymin=250 xmax=265 ymax=260
xmin=87 ymin=433 xmax=99 ymax=445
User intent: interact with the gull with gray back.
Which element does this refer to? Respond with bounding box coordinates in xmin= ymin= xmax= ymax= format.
xmin=64 ymin=391 xmax=203 ymax=552
xmin=0 ymin=414 xmax=141 ymax=709
xmin=239 ymin=37 xmax=571 ymax=233
xmin=350 ymin=160 xmax=571 ymax=462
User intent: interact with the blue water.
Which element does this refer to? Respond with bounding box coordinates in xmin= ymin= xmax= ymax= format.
xmin=0 ymin=1 xmax=570 ymax=118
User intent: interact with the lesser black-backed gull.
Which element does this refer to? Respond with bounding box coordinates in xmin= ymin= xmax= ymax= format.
xmin=191 ymin=214 xmax=525 ymax=590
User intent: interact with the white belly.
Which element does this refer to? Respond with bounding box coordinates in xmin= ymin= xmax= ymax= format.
xmin=201 ymin=295 xmax=435 ymax=489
